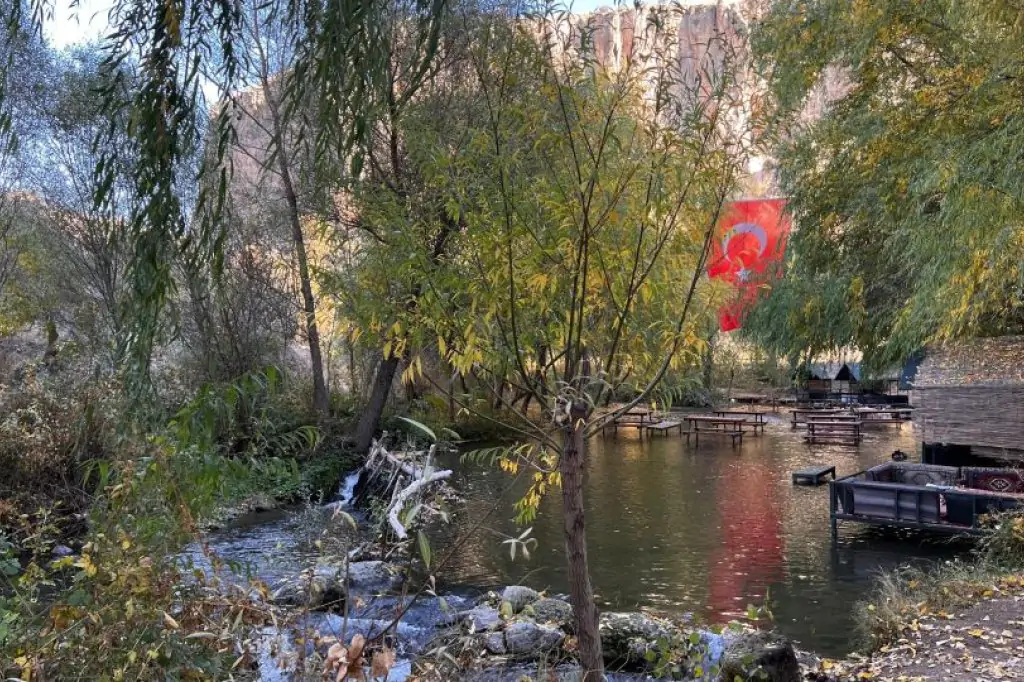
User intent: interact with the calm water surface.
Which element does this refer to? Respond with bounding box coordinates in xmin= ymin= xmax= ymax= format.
xmin=437 ymin=413 xmax=970 ymax=656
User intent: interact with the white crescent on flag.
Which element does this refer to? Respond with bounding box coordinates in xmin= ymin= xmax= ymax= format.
xmin=721 ymin=222 xmax=769 ymax=259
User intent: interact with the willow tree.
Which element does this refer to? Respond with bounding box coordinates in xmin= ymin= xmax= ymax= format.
xmin=0 ymin=0 xmax=447 ymax=394
xmin=745 ymin=0 xmax=1024 ymax=368
xmin=400 ymin=5 xmax=751 ymax=676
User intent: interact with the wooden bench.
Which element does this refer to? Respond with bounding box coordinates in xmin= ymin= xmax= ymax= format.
xmin=791 ymin=408 xmax=843 ymax=428
xmin=686 ymin=426 xmax=744 ymax=447
xmin=601 ymin=408 xmax=651 ymax=435
xmin=713 ymin=410 xmax=767 ymax=422
xmin=792 ymin=465 xmax=837 ymax=486
xmin=854 ymin=407 xmax=913 ymax=426
xmin=683 ymin=416 xmax=746 ymax=447
xmin=642 ymin=420 xmax=684 ymax=436
xmin=805 ymin=420 xmax=863 ymax=444
xmin=712 ymin=410 xmax=767 ymax=432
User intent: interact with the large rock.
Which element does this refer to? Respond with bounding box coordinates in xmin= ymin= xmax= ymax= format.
xmin=270 ymin=565 xmax=345 ymax=609
xmin=599 ymin=611 xmax=680 ymax=667
xmin=459 ymin=606 xmax=503 ymax=633
xmin=501 ymin=585 xmax=540 ymax=613
xmin=503 ymin=621 xmax=565 ymax=657
xmin=346 ymin=560 xmax=403 ymax=594
xmin=527 ymin=597 xmax=573 ymax=627
xmin=270 ymin=560 xmax=403 ymax=608
xmin=718 ymin=631 xmax=800 ymax=682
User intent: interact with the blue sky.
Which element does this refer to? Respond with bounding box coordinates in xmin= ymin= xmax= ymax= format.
xmin=44 ymin=0 xmax=110 ymax=48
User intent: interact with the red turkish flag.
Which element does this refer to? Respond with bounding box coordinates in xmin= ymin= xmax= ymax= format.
xmin=706 ymin=199 xmax=790 ymax=332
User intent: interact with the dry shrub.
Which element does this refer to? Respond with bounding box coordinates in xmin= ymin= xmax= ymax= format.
xmin=856 ymin=510 xmax=1024 ymax=650
xmin=0 ymin=365 xmax=119 ymax=533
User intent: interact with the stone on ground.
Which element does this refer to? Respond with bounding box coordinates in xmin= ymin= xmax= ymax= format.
xmin=459 ymin=606 xmax=503 ymax=633
xmin=599 ymin=611 xmax=680 ymax=667
xmin=501 ymin=585 xmax=540 ymax=613
xmin=527 ymin=597 xmax=573 ymax=626
xmin=719 ymin=630 xmax=800 ymax=682
xmin=346 ymin=560 xmax=403 ymax=593
xmin=270 ymin=565 xmax=345 ymax=609
xmin=503 ymin=621 xmax=565 ymax=657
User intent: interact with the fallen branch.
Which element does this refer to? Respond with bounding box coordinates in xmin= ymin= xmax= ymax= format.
xmin=386 ymin=469 xmax=452 ymax=540
xmin=367 ymin=440 xmax=431 ymax=478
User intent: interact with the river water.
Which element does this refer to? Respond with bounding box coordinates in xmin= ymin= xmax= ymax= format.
xmin=197 ymin=411 xmax=973 ymax=663
xmin=435 ymin=412 xmax=970 ymax=656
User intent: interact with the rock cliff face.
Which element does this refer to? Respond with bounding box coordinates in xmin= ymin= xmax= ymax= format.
xmin=227 ymin=2 xmax=843 ymax=202
xmin=559 ymin=2 xmax=843 ymax=195
xmin=566 ymin=3 xmax=771 ymax=192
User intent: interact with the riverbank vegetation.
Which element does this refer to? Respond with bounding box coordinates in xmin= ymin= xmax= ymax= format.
xmin=744 ymin=0 xmax=1024 ymax=672
xmin=856 ymin=512 xmax=1024 ymax=650
xmin=1 ymin=0 xmax=1022 ymax=678
xmin=0 ymin=0 xmax=757 ymax=675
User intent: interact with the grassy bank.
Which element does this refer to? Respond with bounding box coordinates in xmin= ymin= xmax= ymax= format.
xmin=855 ymin=512 xmax=1024 ymax=650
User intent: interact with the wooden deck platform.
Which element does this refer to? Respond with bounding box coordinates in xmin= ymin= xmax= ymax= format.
xmin=792 ymin=465 xmax=836 ymax=486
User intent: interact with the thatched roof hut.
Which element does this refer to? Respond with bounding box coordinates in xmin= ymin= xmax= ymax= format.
xmin=809 ymin=361 xmax=861 ymax=381
xmin=913 ymin=336 xmax=1024 ymax=459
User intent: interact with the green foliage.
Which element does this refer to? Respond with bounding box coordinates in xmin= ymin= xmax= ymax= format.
xmin=357 ymin=4 xmax=750 ymax=454
xmin=981 ymin=511 xmax=1024 ymax=569
xmin=171 ymin=366 xmax=320 ymax=459
xmin=747 ymin=0 xmax=1024 ymax=367
xmin=1 ymin=436 xmax=272 ymax=680
xmin=0 ymin=364 xmax=338 ymax=679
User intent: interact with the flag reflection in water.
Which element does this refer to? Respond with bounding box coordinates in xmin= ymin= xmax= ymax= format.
xmin=707 ymin=458 xmax=783 ymax=618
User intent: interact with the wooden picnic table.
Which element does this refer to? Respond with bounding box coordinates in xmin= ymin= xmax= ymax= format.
xmin=600 ymin=407 xmax=652 ymax=434
xmin=853 ymin=407 xmax=913 ymax=423
xmin=684 ymin=415 xmax=749 ymax=427
xmin=642 ymin=419 xmax=685 ymax=436
xmin=683 ymin=415 xmax=747 ymax=447
xmin=792 ymin=465 xmax=837 ymax=486
xmin=805 ymin=419 xmax=862 ymax=444
xmin=791 ymin=408 xmax=844 ymax=427
xmin=713 ymin=410 xmax=768 ymax=423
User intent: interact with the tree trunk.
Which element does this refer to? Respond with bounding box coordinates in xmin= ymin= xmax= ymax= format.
xmin=448 ymin=369 xmax=457 ymax=423
xmin=284 ymin=178 xmax=330 ymax=417
xmin=702 ymin=330 xmax=717 ymax=393
xmin=348 ymin=340 xmax=358 ymax=395
xmin=355 ymin=353 xmax=400 ymax=452
xmin=560 ymin=402 xmax=603 ymax=681
xmin=260 ymin=60 xmax=330 ymax=418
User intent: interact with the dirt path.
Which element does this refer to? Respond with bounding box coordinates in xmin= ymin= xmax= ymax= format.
xmin=807 ymin=594 xmax=1024 ymax=681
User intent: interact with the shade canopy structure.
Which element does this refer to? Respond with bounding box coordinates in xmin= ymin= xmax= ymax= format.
xmin=913 ymin=336 xmax=1024 ymax=460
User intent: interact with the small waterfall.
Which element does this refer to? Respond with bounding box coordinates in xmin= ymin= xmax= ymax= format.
xmin=336 ymin=470 xmax=361 ymax=507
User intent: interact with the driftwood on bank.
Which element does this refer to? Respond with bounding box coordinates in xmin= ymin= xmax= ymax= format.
xmin=363 ymin=440 xmax=452 ymax=540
